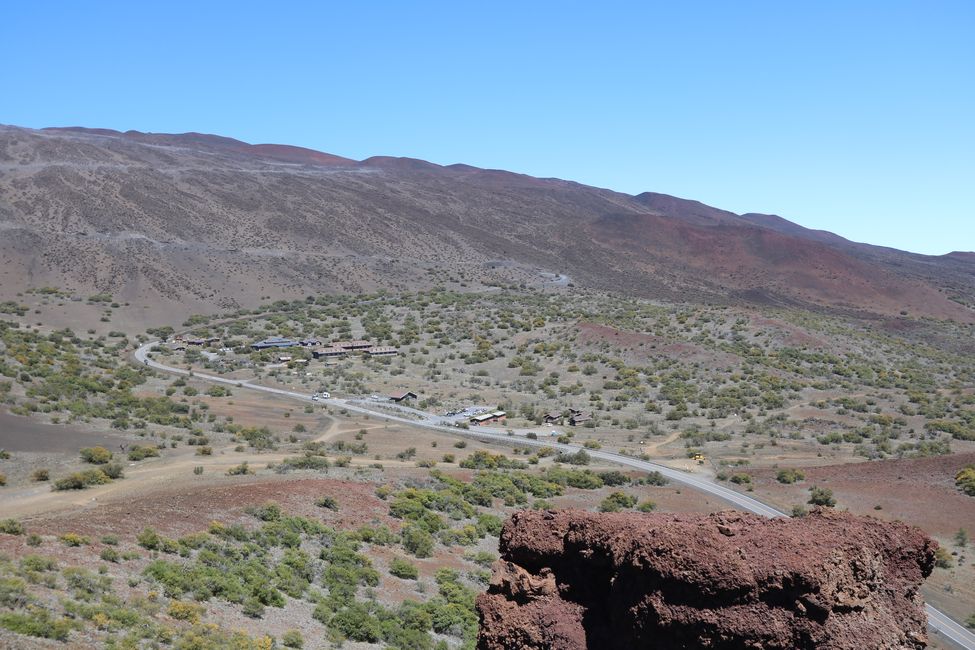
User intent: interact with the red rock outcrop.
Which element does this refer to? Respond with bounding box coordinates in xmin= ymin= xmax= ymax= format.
xmin=476 ymin=509 xmax=936 ymax=649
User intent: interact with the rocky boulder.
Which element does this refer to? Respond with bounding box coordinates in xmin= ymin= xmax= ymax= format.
xmin=476 ymin=509 xmax=936 ymax=649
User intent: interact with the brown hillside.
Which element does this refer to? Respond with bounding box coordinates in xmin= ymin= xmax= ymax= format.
xmin=1 ymin=124 xmax=971 ymax=325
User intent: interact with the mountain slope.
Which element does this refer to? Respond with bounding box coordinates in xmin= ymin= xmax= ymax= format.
xmin=0 ymin=124 xmax=971 ymax=324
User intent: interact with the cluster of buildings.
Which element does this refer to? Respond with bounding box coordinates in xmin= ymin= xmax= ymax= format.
xmin=311 ymin=340 xmax=398 ymax=359
xmin=470 ymin=410 xmax=507 ymax=426
xmin=543 ymin=408 xmax=592 ymax=426
xmin=250 ymin=336 xmax=322 ymax=350
xmin=250 ymin=337 xmax=399 ymax=359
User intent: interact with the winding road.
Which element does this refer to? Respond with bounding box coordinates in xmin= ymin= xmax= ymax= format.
xmin=134 ymin=341 xmax=975 ymax=649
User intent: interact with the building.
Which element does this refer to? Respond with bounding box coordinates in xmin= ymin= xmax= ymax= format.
xmin=312 ymin=346 xmax=347 ymax=359
xmin=470 ymin=410 xmax=506 ymax=426
xmin=389 ymin=390 xmax=418 ymax=402
xmin=278 ymin=355 xmax=293 ymax=363
xmin=333 ymin=340 xmax=373 ymax=351
xmin=251 ymin=336 xmax=299 ymax=350
xmin=367 ymin=346 xmax=398 ymax=357
xmin=568 ymin=410 xmax=592 ymax=426
xmin=184 ymin=337 xmax=218 ymax=346
xmin=542 ymin=411 xmax=563 ymax=425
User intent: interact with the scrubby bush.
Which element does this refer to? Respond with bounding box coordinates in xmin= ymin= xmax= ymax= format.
xmin=599 ymin=492 xmax=638 ymax=512
xmin=226 ymin=462 xmax=253 ymax=476
xmin=598 ymin=470 xmax=629 ymax=486
xmin=389 ymin=557 xmax=419 ymax=579
xmin=128 ymin=445 xmax=160 ymax=461
xmin=554 ymin=449 xmax=591 ymax=465
xmin=401 ymin=525 xmax=435 ymax=558
xmin=0 ymin=519 xmax=25 ymax=535
xmin=642 ymin=471 xmax=669 ymax=486
xmin=282 ymin=629 xmax=304 ymax=648
xmin=808 ymin=486 xmax=836 ymax=507
xmin=59 ymin=533 xmax=90 ymax=547
xmin=315 ymin=495 xmax=338 ymax=510
xmin=79 ymin=446 xmax=113 ymax=464
xmin=0 ymin=608 xmax=74 ymax=641
xmin=52 ymin=468 xmax=111 ymax=491
xmin=776 ymin=468 xmax=806 ymax=484
xmin=934 ymin=546 xmax=954 ymax=569
xmin=957 ymin=465 xmax=975 ymax=497
xmin=168 ymin=600 xmax=204 ymax=622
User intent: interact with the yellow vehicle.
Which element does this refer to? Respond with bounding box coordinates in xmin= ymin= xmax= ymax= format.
xmin=692 ymin=453 xmax=705 ymax=465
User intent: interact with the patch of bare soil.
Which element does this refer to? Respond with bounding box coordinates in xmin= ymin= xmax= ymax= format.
xmin=25 ymin=475 xmax=394 ymax=540
xmin=0 ymin=411 xmax=135 ymax=453
xmin=749 ymin=452 xmax=975 ymax=536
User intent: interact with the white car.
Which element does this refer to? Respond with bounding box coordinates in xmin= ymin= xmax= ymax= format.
xmin=311 ymin=396 xmax=319 ymax=401
xmin=320 ymin=392 xmax=331 ymax=399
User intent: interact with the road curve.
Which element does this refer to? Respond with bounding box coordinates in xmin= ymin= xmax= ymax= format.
xmin=134 ymin=341 xmax=975 ymax=649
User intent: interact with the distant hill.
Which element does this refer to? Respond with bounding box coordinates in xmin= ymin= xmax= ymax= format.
xmin=0 ymin=124 xmax=972 ymax=324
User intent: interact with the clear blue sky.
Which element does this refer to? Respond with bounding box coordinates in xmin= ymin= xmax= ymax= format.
xmin=3 ymin=1 xmax=972 ymax=254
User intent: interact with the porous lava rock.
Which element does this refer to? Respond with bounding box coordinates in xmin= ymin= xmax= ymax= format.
xmin=476 ymin=509 xmax=936 ymax=649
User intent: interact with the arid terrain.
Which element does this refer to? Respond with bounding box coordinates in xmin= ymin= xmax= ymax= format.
xmin=1 ymin=125 xmax=974 ymax=648
xmin=2 ymin=125 xmax=974 ymax=325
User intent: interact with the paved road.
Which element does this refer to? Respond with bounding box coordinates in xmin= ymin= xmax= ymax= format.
xmin=134 ymin=341 xmax=975 ymax=649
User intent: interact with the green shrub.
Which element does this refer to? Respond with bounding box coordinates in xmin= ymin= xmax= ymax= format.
xmin=59 ymin=533 xmax=90 ymax=547
xmin=934 ymin=546 xmax=954 ymax=569
xmin=137 ymin=527 xmax=163 ymax=550
xmin=52 ymin=468 xmax=111 ymax=491
xmin=808 ymin=486 xmax=836 ymax=507
xmin=79 ymin=446 xmax=113 ymax=464
xmin=282 ymin=629 xmax=304 ymax=648
xmin=554 ymin=450 xmax=591 ymax=465
xmin=247 ymin=502 xmax=282 ymax=522
xmin=102 ymin=462 xmax=124 ymax=479
xmin=128 ymin=445 xmax=160 ymax=461
xmin=637 ymin=500 xmax=657 ymax=512
xmin=776 ymin=468 xmax=806 ymax=484
xmin=0 ymin=519 xmax=25 ymax=535
xmin=0 ymin=607 xmax=74 ymax=641
xmin=401 ymin=525 xmax=435 ymax=558
xmin=329 ymin=603 xmax=382 ymax=642
xmin=168 ymin=600 xmax=204 ymax=622
xmin=31 ymin=469 xmax=49 ymax=482
xmin=599 ymin=492 xmax=637 ymax=512
xmin=226 ymin=462 xmax=253 ymax=476
xmin=389 ymin=557 xmax=420 ymax=579
xmin=598 ymin=470 xmax=629 ymax=486
xmin=315 ymin=495 xmax=338 ymax=510
xmin=956 ymin=465 xmax=975 ymax=497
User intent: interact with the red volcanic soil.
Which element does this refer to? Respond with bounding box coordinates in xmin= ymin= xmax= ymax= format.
xmin=25 ymin=476 xmax=395 ymax=540
xmin=573 ymin=321 xmax=741 ymax=366
xmin=585 ymin=212 xmax=974 ymax=321
xmin=750 ymin=452 xmax=975 ymax=536
xmin=478 ymin=509 xmax=935 ymax=649
xmin=747 ymin=314 xmax=831 ymax=349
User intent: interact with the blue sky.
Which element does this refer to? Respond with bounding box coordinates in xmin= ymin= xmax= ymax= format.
xmin=2 ymin=1 xmax=972 ymax=254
